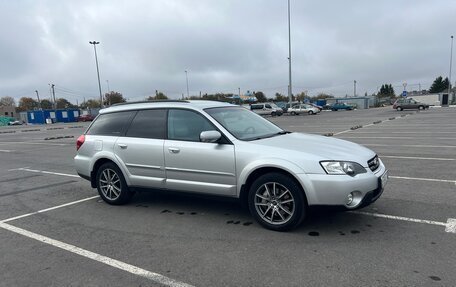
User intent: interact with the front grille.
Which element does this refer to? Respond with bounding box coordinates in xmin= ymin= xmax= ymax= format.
xmin=368 ymin=155 xmax=380 ymax=172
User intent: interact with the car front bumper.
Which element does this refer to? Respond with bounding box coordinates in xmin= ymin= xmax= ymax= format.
xmin=297 ymin=162 xmax=387 ymax=209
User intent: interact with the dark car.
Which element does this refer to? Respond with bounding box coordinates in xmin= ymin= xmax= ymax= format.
xmin=393 ymin=98 xmax=429 ymax=111
xmin=77 ymin=114 xmax=96 ymax=122
xmin=330 ymin=103 xmax=353 ymax=111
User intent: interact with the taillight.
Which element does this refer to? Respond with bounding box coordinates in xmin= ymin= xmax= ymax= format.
xmin=76 ymin=135 xmax=85 ymax=151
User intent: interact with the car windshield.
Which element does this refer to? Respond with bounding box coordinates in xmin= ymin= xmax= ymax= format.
xmin=205 ymin=106 xmax=284 ymax=141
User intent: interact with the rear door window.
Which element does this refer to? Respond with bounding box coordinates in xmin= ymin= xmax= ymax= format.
xmin=87 ymin=111 xmax=135 ymax=136
xmin=125 ymin=109 xmax=166 ymax=139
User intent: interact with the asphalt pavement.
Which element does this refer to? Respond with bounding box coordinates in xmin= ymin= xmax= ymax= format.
xmin=0 ymin=107 xmax=455 ymax=287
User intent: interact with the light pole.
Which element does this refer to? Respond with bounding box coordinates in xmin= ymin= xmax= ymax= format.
xmin=287 ymin=0 xmax=293 ymax=106
xmin=185 ymin=70 xmax=189 ymax=98
xmin=89 ymin=41 xmax=103 ymax=108
xmin=449 ymin=35 xmax=454 ymax=103
xmin=354 ymin=80 xmax=357 ymax=97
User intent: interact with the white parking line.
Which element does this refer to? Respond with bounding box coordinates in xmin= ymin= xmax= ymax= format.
xmin=389 ymin=175 xmax=456 ymax=184
xmin=339 ymin=136 xmax=456 ymax=140
xmin=364 ymin=144 xmax=456 ymax=148
xmin=11 ymin=168 xmax=80 ymax=178
xmin=0 ymin=222 xmax=194 ymax=287
xmin=0 ymin=149 xmax=14 ymax=152
xmin=0 ymin=141 xmax=70 ymax=146
xmin=350 ymin=211 xmax=456 ymax=234
xmin=0 ymin=196 xmax=99 ymax=223
xmin=380 ymin=155 xmax=455 ymax=161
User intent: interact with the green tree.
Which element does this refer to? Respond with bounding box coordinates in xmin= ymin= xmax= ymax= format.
xmin=295 ymin=91 xmax=309 ymax=102
xmin=429 ymin=76 xmax=450 ymax=93
xmin=40 ymin=99 xmax=53 ymax=109
xmin=56 ymin=98 xmax=76 ymax=109
xmin=253 ymin=91 xmax=267 ymax=102
xmin=147 ymin=91 xmax=168 ymax=100
xmin=274 ymin=93 xmax=288 ymax=102
xmin=0 ymin=96 xmax=16 ymax=107
xmin=379 ymin=84 xmax=395 ymax=98
xmin=83 ymin=99 xmax=101 ymax=109
xmin=18 ymin=97 xmax=38 ymax=111
xmin=104 ymin=91 xmax=126 ymax=105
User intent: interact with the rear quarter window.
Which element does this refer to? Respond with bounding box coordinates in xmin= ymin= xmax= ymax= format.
xmin=87 ymin=111 xmax=135 ymax=136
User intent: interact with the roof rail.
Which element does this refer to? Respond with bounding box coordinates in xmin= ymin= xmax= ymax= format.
xmin=111 ymin=100 xmax=190 ymax=107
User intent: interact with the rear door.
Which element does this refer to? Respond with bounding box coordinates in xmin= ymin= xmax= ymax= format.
xmin=164 ymin=109 xmax=236 ymax=196
xmin=114 ymin=109 xmax=167 ymax=188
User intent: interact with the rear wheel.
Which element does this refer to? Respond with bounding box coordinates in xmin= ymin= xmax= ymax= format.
xmin=248 ymin=172 xmax=306 ymax=231
xmin=96 ymin=162 xmax=133 ymax=205
xmin=418 ymin=105 xmax=424 ymax=110
xmin=290 ymin=111 xmax=296 ymax=116
xmin=308 ymin=111 xmax=314 ymax=115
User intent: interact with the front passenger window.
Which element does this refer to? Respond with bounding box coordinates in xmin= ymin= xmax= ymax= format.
xmin=168 ymin=109 xmax=216 ymax=142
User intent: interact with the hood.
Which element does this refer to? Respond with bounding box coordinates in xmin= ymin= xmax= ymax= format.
xmin=252 ymin=132 xmax=376 ymax=166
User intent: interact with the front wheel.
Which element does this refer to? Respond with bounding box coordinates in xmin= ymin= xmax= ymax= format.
xmin=248 ymin=172 xmax=306 ymax=231
xmin=96 ymin=162 xmax=133 ymax=205
xmin=397 ymin=107 xmax=403 ymax=111
xmin=290 ymin=111 xmax=296 ymax=116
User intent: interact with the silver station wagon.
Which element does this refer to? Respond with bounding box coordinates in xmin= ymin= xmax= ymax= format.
xmin=75 ymin=100 xmax=388 ymax=231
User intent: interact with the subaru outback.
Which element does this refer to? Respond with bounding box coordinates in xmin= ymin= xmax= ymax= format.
xmin=75 ymin=100 xmax=387 ymax=231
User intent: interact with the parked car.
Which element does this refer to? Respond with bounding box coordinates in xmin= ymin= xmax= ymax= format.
xmin=287 ymin=104 xmax=320 ymax=115
xmin=330 ymin=103 xmax=353 ymax=111
xmin=249 ymin=103 xmax=283 ymax=116
xmin=309 ymin=103 xmax=323 ymax=111
xmin=393 ymin=98 xmax=429 ymax=111
xmin=77 ymin=114 xmax=96 ymax=122
xmin=8 ymin=120 xmax=23 ymax=125
xmin=75 ymin=100 xmax=388 ymax=231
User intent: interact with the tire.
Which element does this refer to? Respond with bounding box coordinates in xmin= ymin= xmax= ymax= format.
xmin=308 ymin=111 xmax=313 ymax=115
xmin=290 ymin=111 xmax=296 ymax=116
xmin=271 ymin=112 xmax=277 ymax=117
xmin=248 ymin=172 xmax=306 ymax=231
xmin=397 ymin=107 xmax=403 ymax=111
xmin=96 ymin=162 xmax=133 ymax=205
xmin=332 ymin=108 xmax=338 ymax=111
xmin=418 ymin=106 xmax=424 ymax=110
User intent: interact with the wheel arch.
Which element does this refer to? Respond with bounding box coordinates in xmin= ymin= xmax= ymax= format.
xmin=90 ymin=156 xmax=128 ymax=188
xmin=239 ymin=166 xmax=309 ymax=208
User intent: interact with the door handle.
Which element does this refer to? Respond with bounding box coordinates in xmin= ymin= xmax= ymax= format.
xmin=118 ymin=143 xmax=128 ymax=149
xmin=168 ymin=147 xmax=180 ymax=154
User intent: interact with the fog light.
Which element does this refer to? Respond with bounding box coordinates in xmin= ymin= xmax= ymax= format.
xmin=346 ymin=192 xmax=354 ymax=205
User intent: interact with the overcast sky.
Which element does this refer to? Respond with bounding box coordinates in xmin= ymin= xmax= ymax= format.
xmin=0 ymin=0 xmax=455 ymax=103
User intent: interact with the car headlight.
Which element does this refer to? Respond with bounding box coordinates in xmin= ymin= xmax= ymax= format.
xmin=320 ymin=161 xmax=367 ymax=176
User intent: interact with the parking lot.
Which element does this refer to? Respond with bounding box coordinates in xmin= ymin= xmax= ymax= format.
xmin=0 ymin=106 xmax=455 ymax=286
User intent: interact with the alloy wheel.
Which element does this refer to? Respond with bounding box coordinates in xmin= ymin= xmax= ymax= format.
xmin=254 ymin=182 xmax=295 ymax=225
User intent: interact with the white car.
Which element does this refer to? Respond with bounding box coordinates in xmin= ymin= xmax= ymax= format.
xmin=287 ymin=104 xmax=320 ymax=115
xmin=75 ymin=100 xmax=387 ymax=231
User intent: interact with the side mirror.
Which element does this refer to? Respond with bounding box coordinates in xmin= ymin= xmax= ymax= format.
xmin=200 ymin=130 xmax=221 ymax=143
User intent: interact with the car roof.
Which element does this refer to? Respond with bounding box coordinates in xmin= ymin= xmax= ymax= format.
xmin=99 ymin=100 xmax=234 ymax=114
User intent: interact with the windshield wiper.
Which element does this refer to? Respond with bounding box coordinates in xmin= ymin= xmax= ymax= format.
xmin=277 ymin=131 xmax=291 ymax=135
xmin=248 ymin=131 xmax=292 ymax=141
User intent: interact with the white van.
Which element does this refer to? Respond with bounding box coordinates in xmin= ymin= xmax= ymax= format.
xmin=249 ymin=103 xmax=283 ymax=116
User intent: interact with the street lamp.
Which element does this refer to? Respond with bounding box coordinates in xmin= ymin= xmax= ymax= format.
xmin=287 ymin=0 xmax=293 ymax=106
xmin=89 ymin=41 xmax=103 ymax=108
xmin=185 ymin=70 xmax=189 ymax=98
xmin=449 ymin=35 xmax=454 ymax=102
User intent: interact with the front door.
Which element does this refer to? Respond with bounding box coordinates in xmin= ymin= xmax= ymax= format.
xmin=164 ymin=109 xmax=236 ymax=195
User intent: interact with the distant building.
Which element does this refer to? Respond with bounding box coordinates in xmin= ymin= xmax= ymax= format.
xmin=0 ymin=105 xmax=16 ymax=118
